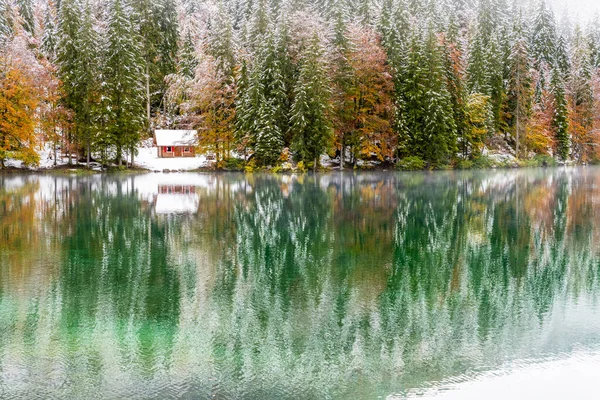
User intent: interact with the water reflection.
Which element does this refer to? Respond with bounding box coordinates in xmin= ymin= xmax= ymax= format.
xmin=1 ymin=169 xmax=600 ymax=399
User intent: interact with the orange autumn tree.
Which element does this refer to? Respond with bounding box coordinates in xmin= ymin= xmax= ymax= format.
xmin=525 ymin=71 xmax=554 ymax=155
xmin=0 ymin=54 xmax=41 ymax=168
xmin=332 ymin=24 xmax=394 ymax=167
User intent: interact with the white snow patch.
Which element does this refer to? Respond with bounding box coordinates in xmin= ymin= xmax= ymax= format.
xmin=134 ymin=146 xmax=211 ymax=171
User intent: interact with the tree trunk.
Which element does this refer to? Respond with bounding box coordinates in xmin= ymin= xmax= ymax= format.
xmin=340 ymin=135 xmax=345 ymax=170
xmin=86 ymin=138 xmax=91 ymax=167
xmin=146 ymin=63 xmax=151 ymax=135
xmin=53 ymin=135 xmax=57 ymax=167
xmin=130 ymin=145 xmax=134 ymax=168
xmin=313 ymin=157 xmax=317 ymax=172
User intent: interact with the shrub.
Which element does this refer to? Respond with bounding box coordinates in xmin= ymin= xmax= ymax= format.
xmin=244 ymin=159 xmax=256 ymax=173
xmin=397 ymin=156 xmax=426 ymax=171
xmin=296 ymin=161 xmax=307 ymax=172
xmin=222 ymin=157 xmax=245 ymax=171
xmin=456 ymin=159 xmax=474 ymax=170
xmin=471 ymin=155 xmax=495 ymax=169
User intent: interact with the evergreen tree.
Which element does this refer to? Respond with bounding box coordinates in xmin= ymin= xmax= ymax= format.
xmin=207 ymin=1 xmax=235 ymax=79
xmin=56 ymin=0 xmax=81 ymax=164
xmin=178 ymin=32 xmax=197 ymax=78
xmin=587 ymin=13 xmax=600 ymax=70
xmin=42 ymin=2 xmax=58 ymax=61
xmin=568 ymin=26 xmax=594 ymax=162
xmin=0 ymin=0 xmax=13 ymax=45
xmin=132 ymin=0 xmax=178 ymax=133
xmin=105 ymin=0 xmax=145 ymax=166
xmin=396 ymin=26 xmax=457 ymax=166
xmin=290 ymin=35 xmax=331 ymax=169
xmin=75 ymin=1 xmax=101 ymax=165
xmin=16 ymin=0 xmax=34 ymax=35
xmin=507 ymin=16 xmax=532 ymax=157
xmin=551 ymin=68 xmax=569 ymax=160
xmin=530 ymin=1 xmax=558 ymax=73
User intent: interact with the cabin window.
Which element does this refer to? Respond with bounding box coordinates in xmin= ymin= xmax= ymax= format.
xmin=184 ymin=147 xmax=190 ymax=153
xmin=165 ymin=146 xmax=172 ymax=153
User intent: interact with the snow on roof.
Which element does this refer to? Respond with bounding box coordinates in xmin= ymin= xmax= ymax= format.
xmin=155 ymin=193 xmax=199 ymax=214
xmin=154 ymin=130 xmax=198 ymax=147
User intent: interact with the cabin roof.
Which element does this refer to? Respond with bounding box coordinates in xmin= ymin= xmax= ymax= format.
xmin=154 ymin=130 xmax=198 ymax=147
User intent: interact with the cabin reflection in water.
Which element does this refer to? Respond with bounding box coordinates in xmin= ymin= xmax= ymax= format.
xmin=155 ymin=184 xmax=199 ymax=214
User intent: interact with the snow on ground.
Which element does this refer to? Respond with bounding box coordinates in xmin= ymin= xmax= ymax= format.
xmin=397 ymin=350 xmax=600 ymax=400
xmin=134 ymin=146 xmax=211 ymax=171
xmin=5 ymin=144 xmax=71 ymax=170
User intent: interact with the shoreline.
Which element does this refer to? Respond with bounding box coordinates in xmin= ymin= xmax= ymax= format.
xmin=0 ymin=162 xmax=591 ymax=175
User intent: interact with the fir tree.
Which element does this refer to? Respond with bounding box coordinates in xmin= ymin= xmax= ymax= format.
xmin=530 ymin=1 xmax=558 ymax=72
xmin=507 ymin=16 xmax=532 ymax=157
xmin=42 ymin=2 xmax=58 ymax=61
xmin=105 ymin=0 xmax=145 ymax=166
xmin=290 ymin=35 xmax=331 ymax=169
xmin=178 ymin=32 xmax=197 ymax=78
xmin=551 ymin=68 xmax=569 ymax=160
xmin=16 ymin=0 xmax=34 ymax=35
xmin=56 ymin=0 xmax=81 ymax=164
xmin=0 ymin=0 xmax=13 ymax=45
xmin=396 ymin=26 xmax=457 ymax=166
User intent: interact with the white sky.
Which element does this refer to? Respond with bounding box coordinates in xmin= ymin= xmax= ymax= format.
xmin=550 ymin=0 xmax=600 ymax=21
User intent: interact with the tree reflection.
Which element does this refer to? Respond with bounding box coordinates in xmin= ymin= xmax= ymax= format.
xmin=1 ymin=169 xmax=600 ymax=398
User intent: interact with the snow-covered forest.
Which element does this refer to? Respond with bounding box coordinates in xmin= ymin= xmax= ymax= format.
xmin=1 ymin=0 xmax=600 ymax=169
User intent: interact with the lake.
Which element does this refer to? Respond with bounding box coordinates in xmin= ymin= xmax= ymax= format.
xmin=1 ymin=169 xmax=600 ymax=399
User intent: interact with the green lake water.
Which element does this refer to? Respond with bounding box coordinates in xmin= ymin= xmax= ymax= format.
xmin=1 ymin=169 xmax=600 ymax=399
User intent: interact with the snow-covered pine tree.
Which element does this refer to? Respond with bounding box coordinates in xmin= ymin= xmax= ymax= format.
xmin=442 ymin=18 xmax=469 ymax=158
xmin=530 ymin=1 xmax=558 ymax=80
xmin=235 ymin=59 xmax=257 ymax=160
xmin=42 ymin=2 xmax=58 ymax=61
xmin=207 ymin=1 xmax=236 ymax=79
xmin=290 ymin=34 xmax=331 ymax=170
xmin=568 ymin=25 xmax=594 ymax=162
xmin=586 ymin=14 xmax=600 ymax=70
xmin=179 ymin=31 xmax=197 ymax=78
xmin=551 ymin=67 xmax=569 ymax=160
xmin=56 ymin=0 xmax=81 ymax=164
xmin=75 ymin=0 xmax=101 ymax=165
xmin=105 ymin=0 xmax=145 ymax=166
xmin=0 ymin=0 xmax=13 ymax=46
xmin=248 ymin=30 xmax=288 ymax=166
xmin=16 ymin=0 xmax=34 ymax=35
xmin=507 ymin=14 xmax=532 ymax=158
xmin=132 ymin=0 xmax=178 ymax=133
xmin=396 ymin=25 xmax=457 ymax=166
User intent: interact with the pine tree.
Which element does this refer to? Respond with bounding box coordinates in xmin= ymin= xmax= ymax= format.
xmin=551 ymin=68 xmax=569 ymax=160
xmin=208 ymin=1 xmax=235 ymax=79
xmin=290 ymin=35 xmax=331 ymax=169
xmin=0 ymin=0 xmax=13 ymax=46
xmin=75 ymin=1 xmax=101 ymax=165
xmin=42 ymin=2 xmax=58 ymax=61
xmin=178 ymin=32 xmax=197 ymax=78
xmin=16 ymin=0 xmax=34 ymax=35
xmin=132 ymin=0 xmax=178 ymax=133
xmin=507 ymin=16 xmax=532 ymax=158
xmin=56 ymin=0 xmax=81 ymax=164
xmin=530 ymin=1 xmax=558 ymax=74
xmin=568 ymin=26 xmax=594 ymax=162
xmin=396 ymin=26 xmax=457 ymax=166
xmin=105 ymin=0 xmax=145 ymax=166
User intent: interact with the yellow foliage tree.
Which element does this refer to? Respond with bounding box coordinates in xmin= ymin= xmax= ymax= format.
xmin=0 ymin=60 xmax=40 ymax=168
